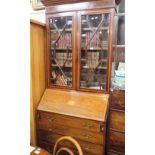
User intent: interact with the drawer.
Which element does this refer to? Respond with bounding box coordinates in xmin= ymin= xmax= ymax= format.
xmin=110 ymin=91 xmax=125 ymax=111
xmin=39 ymin=141 xmax=53 ymax=153
xmin=39 ymin=141 xmax=70 ymax=155
xmin=38 ymin=123 xmax=104 ymax=144
xmin=109 ymin=130 xmax=125 ymax=153
xmin=38 ymin=130 xmax=104 ymax=155
xmin=110 ymin=111 xmax=125 ymax=132
xmin=39 ymin=141 xmax=72 ymax=155
xmin=107 ymin=151 xmax=125 ymax=155
xmin=38 ymin=111 xmax=104 ymax=133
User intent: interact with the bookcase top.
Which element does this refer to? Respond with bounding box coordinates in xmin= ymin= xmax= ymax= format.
xmin=41 ymin=0 xmax=117 ymax=8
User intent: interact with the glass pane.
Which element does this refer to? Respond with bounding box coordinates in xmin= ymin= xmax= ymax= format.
xmin=80 ymin=13 xmax=110 ymax=90
xmin=118 ymin=0 xmax=125 ymax=13
xmin=49 ymin=16 xmax=73 ymax=87
xmin=111 ymin=1 xmax=125 ymax=90
xmin=117 ymin=16 xmax=125 ymax=45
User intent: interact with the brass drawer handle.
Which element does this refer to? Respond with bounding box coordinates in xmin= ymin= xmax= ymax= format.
xmin=48 ymin=126 xmax=56 ymax=132
xmin=82 ymin=134 xmax=93 ymax=140
xmin=82 ymin=123 xmax=94 ymax=129
xmin=46 ymin=116 xmax=55 ymax=122
xmin=84 ymin=147 xmax=93 ymax=151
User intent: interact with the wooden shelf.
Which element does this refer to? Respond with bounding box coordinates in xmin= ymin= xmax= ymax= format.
xmin=51 ymin=64 xmax=72 ymax=68
xmin=81 ymin=48 xmax=108 ymax=51
xmin=116 ymin=13 xmax=125 ymax=16
xmin=113 ymin=45 xmax=125 ymax=48
xmin=51 ymin=28 xmax=72 ymax=32
xmin=81 ymin=58 xmax=107 ymax=62
xmin=81 ymin=27 xmax=109 ymax=31
xmin=50 ymin=26 xmax=109 ymax=32
xmin=81 ymin=81 xmax=106 ymax=85
xmin=82 ymin=66 xmax=107 ymax=69
xmin=51 ymin=48 xmax=72 ymax=50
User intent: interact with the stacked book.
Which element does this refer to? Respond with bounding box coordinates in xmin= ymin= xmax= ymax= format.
xmin=58 ymin=33 xmax=72 ymax=48
xmin=84 ymin=32 xmax=108 ymax=49
xmin=84 ymin=52 xmax=99 ymax=69
xmin=55 ymin=53 xmax=72 ymax=67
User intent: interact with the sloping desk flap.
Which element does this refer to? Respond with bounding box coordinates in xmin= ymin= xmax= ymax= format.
xmin=38 ymin=89 xmax=109 ymax=122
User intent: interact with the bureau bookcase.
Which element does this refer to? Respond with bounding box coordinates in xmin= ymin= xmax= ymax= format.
xmin=36 ymin=0 xmax=122 ymax=155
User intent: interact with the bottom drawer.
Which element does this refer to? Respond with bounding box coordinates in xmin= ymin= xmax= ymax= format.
xmin=39 ymin=141 xmax=53 ymax=153
xmin=109 ymin=130 xmax=125 ymax=153
xmin=38 ymin=130 xmax=104 ymax=155
xmin=107 ymin=151 xmax=125 ymax=155
xmin=39 ymin=141 xmax=75 ymax=155
xmin=39 ymin=133 xmax=104 ymax=155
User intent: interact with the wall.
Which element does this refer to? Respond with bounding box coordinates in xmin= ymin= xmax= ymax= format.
xmin=30 ymin=1 xmax=45 ymax=23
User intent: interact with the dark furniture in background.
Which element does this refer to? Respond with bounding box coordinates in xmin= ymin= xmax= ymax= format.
xmin=106 ymin=90 xmax=125 ymax=155
xmin=106 ymin=0 xmax=125 ymax=154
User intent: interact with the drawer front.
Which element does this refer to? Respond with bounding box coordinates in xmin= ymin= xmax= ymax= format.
xmin=39 ymin=140 xmax=104 ymax=155
xmin=110 ymin=91 xmax=125 ymax=111
xmin=107 ymin=151 xmax=125 ymax=155
xmin=109 ymin=130 xmax=125 ymax=153
xmin=110 ymin=111 xmax=125 ymax=132
xmin=38 ymin=111 xmax=104 ymax=132
xmin=38 ymin=123 xmax=104 ymax=144
xmin=39 ymin=141 xmax=72 ymax=155
xmin=39 ymin=141 xmax=53 ymax=153
xmin=38 ymin=130 xmax=104 ymax=155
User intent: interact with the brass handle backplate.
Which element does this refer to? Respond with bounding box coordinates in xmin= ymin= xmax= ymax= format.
xmin=46 ymin=116 xmax=55 ymax=122
xmin=82 ymin=123 xmax=94 ymax=129
xmin=82 ymin=134 xmax=93 ymax=139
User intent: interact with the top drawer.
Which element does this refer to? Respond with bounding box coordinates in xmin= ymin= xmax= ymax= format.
xmin=110 ymin=90 xmax=125 ymax=111
xmin=37 ymin=111 xmax=104 ymax=133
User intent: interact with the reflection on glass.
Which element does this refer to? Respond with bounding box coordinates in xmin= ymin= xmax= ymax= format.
xmin=118 ymin=0 xmax=125 ymax=13
xmin=117 ymin=16 xmax=125 ymax=45
xmin=80 ymin=13 xmax=110 ymax=90
xmin=49 ymin=16 xmax=73 ymax=87
xmin=111 ymin=1 xmax=125 ymax=90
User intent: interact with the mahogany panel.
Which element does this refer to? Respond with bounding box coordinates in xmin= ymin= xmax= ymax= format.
xmin=38 ymin=111 xmax=104 ymax=133
xmin=107 ymin=151 xmax=125 ymax=155
xmin=42 ymin=0 xmax=115 ymax=7
xmin=109 ymin=130 xmax=125 ymax=153
xmin=45 ymin=1 xmax=116 ymax=14
xmin=110 ymin=90 xmax=125 ymax=110
xmin=110 ymin=110 xmax=125 ymax=132
xmin=39 ymin=141 xmax=53 ymax=153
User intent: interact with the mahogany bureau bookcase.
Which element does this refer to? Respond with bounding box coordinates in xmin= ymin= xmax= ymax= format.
xmin=36 ymin=0 xmax=121 ymax=155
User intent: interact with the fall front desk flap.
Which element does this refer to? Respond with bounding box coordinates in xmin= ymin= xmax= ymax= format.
xmin=37 ymin=89 xmax=109 ymax=122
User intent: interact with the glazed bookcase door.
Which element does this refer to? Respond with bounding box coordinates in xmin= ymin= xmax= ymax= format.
xmin=78 ymin=9 xmax=114 ymax=92
xmin=47 ymin=13 xmax=76 ymax=89
xmin=111 ymin=0 xmax=125 ymax=90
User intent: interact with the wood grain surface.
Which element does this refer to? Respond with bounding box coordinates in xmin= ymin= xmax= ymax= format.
xmin=37 ymin=89 xmax=109 ymax=122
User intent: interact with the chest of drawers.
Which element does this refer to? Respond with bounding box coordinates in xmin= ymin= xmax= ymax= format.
xmin=106 ymin=90 xmax=125 ymax=155
xmin=36 ymin=89 xmax=109 ymax=155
